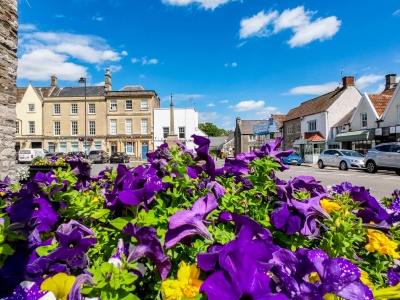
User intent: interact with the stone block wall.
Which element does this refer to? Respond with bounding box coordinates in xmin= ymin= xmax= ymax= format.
xmin=0 ymin=0 xmax=18 ymax=181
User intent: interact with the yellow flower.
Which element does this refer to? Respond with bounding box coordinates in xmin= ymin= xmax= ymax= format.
xmin=90 ymin=197 xmax=99 ymax=203
xmin=365 ymin=229 xmax=400 ymax=258
xmin=161 ymin=261 xmax=203 ymax=300
xmin=161 ymin=279 xmax=183 ymax=300
xmin=320 ymin=199 xmax=341 ymax=213
xmin=40 ymin=272 xmax=76 ymax=300
xmin=360 ymin=270 xmax=374 ymax=289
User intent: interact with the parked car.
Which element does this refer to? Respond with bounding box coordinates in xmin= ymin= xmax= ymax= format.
xmin=110 ymin=152 xmax=130 ymax=163
xmin=364 ymin=142 xmax=400 ymax=175
xmin=18 ymin=148 xmax=48 ymax=163
xmin=89 ymin=150 xmax=110 ymax=163
xmin=44 ymin=152 xmax=65 ymax=159
xmin=317 ymin=149 xmax=365 ymax=170
xmin=282 ymin=152 xmax=302 ymax=166
xmin=67 ymin=151 xmax=87 ymax=158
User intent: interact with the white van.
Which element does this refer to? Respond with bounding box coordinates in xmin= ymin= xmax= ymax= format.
xmin=18 ymin=148 xmax=48 ymax=164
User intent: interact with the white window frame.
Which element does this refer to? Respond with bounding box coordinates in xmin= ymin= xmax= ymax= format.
xmin=54 ymin=121 xmax=60 ymax=136
xmin=71 ymin=142 xmax=79 ymax=152
xmin=71 ymin=103 xmax=78 ymax=115
xmin=16 ymin=121 xmax=19 ymax=134
xmin=88 ymin=103 xmax=96 ymax=114
xmin=248 ymin=135 xmax=256 ymax=141
xmin=54 ymin=104 xmax=61 ymax=115
xmin=178 ymin=127 xmax=185 ymax=139
xmin=125 ymin=100 xmax=132 ymax=110
xmin=89 ymin=121 xmax=96 ymax=135
xmin=287 ymin=126 xmax=293 ymax=134
xmin=94 ymin=142 xmax=102 ymax=150
xmin=308 ymin=120 xmax=317 ymax=132
xmin=141 ymin=99 xmax=148 ymax=110
xmin=29 ymin=121 xmax=35 ymax=134
xmin=125 ymin=119 xmax=132 ymax=134
xmin=361 ymin=113 xmax=367 ymax=128
xmin=71 ymin=121 xmax=78 ymax=136
xmin=110 ymin=119 xmax=117 ymax=135
xmin=28 ymin=103 xmax=35 ymax=112
xmin=125 ymin=142 xmax=134 ymax=154
xmin=110 ymin=100 xmax=117 ymax=111
xmin=141 ymin=119 xmax=148 ymax=134
xmin=163 ymin=127 xmax=169 ymax=138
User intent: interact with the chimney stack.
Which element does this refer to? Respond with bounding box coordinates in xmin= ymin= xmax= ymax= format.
xmin=50 ymin=75 xmax=57 ymax=87
xmin=105 ymin=69 xmax=112 ymax=91
xmin=342 ymin=76 xmax=355 ymax=87
xmin=385 ymin=74 xmax=396 ymax=90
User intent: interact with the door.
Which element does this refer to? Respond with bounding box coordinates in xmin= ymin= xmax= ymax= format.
xmin=141 ymin=143 xmax=148 ymax=160
xmin=111 ymin=142 xmax=117 ymax=154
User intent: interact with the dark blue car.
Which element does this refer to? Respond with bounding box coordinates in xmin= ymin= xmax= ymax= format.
xmin=282 ymin=152 xmax=302 ymax=166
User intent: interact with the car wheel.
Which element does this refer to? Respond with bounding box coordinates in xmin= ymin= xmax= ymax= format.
xmin=339 ymin=161 xmax=348 ymax=171
xmin=365 ymin=160 xmax=378 ymax=173
xmin=318 ymin=160 xmax=324 ymax=169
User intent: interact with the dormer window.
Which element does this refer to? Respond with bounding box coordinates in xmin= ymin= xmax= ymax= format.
xmin=361 ymin=113 xmax=367 ymax=128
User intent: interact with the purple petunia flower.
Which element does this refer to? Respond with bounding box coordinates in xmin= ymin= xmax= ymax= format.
xmin=165 ymin=193 xmax=218 ymax=248
xmin=253 ymin=137 xmax=294 ymax=171
xmin=6 ymin=197 xmax=59 ymax=232
xmin=387 ymin=264 xmax=400 ymax=286
xmin=46 ymin=225 xmax=97 ymax=270
xmin=332 ymin=182 xmax=390 ymax=223
xmin=192 ymin=135 xmax=216 ymax=179
xmin=122 ymin=223 xmax=171 ymax=280
xmin=2 ymin=281 xmax=55 ymax=300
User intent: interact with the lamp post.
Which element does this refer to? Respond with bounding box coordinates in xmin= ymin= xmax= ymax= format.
xmin=78 ymin=77 xmax=87 ymax=156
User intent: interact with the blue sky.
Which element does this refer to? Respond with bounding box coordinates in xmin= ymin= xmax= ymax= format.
xmin=17 ymin=0 xmax=400 ymax=130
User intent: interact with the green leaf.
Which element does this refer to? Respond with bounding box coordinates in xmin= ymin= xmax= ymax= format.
xmin=0 ymin=243 xmax=14 ymax=255
xmin=91 ymin=209 xmax=111 ymax=219
xmin=109 ymin=217 xmax=131 ymax=230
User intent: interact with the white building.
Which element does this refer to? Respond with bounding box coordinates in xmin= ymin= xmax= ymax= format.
xmin=153 ymin=108 xmax=207 ymax=150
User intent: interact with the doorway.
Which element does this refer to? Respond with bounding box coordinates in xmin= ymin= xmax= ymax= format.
xmin=141 ymin=143 xmax=148 ymax=160
xmin=111 ymin=142 xmax=117 ymax=154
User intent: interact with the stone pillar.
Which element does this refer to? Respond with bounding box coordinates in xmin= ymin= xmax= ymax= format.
xmin=165 ymin=94 xmax=178 ymax=146
xmin=0 ymin=0 xmax=18 ymax=181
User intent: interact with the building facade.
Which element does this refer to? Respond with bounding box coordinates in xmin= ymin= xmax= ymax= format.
xmin=234 ymin=117 xmax=261 ymax=155
xmin=153 ymin=107 xmax=206 ymax=151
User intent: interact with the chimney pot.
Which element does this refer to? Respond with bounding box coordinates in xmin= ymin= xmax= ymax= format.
xmin=385 ymin=74 xmax=396 ymax=90
xmin=50 ymin=75 xmax=58 ymax=87
xmin=342 ymin=76 xmax=355 ymax=87
xmin=105 ymin=68 xmax=112 ymax=91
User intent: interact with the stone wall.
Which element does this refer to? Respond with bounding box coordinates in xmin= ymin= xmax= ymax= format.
xmin=0 ymin=0 xmax=18 ymax=181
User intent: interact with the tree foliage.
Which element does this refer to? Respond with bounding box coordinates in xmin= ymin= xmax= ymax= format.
xmin=198 ymin=123 xmax=230 ymax=137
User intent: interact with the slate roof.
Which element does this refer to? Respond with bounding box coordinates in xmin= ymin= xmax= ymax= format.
xmin=209 ymin=136 xmax=229 ymax=149
xmin=119 ymin=86 xmax=144 ymax=91
xmin=17 ymin=86 xmax=55 ymax=103
xmin=303 ymin=131 xmax=325 ymax=141
xmin=284 ymin=87 xmax=345 ymax=122
xmin=50 ymin=86 xmax=105 ymax=97
xmin=333 ymin=107 xmax=356 ymax=127
xmin=237 ymin=120 xmax=262 ymax=134
xmin=17 ymin=88 xmax=27 ymax=103
xmin=271 ymin=114 xmax=286 ymax=127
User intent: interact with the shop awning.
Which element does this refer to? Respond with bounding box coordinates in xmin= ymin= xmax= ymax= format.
xmin=334 ymin=129 xmax=375 ymax=142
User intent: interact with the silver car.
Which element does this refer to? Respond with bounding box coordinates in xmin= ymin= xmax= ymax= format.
xmin=365 ymin=143 xmax=400 ymax=175
xmin=317 ymin=149 xmax=365 ymax=170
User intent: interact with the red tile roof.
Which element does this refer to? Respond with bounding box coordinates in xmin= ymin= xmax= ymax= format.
xmin=368 ymin=86 xmax=396 ymax=117
xmin=303 ymin=131 xmax=325 ymax=141
xmin=271 ymin=114 xmax=286 ymax=127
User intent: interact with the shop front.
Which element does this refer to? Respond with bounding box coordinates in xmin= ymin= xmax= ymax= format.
xmin=374 ymin=126 xmax=400 ymax=144
xmin=335 ymin=129 xmax=375 ymax=155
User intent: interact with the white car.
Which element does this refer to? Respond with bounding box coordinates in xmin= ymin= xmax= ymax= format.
xmin=18 ymin=148 xmax=48 ymax=163
xmin=317 ymin=149 xmax=365 ymax=171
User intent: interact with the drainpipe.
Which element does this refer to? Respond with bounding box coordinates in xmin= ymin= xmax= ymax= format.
xmin=325 ymin=111 xmax=329 ymax=150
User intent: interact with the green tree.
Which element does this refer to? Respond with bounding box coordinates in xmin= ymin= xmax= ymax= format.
xmin=198 ymin=122 xmax=229 ymax=137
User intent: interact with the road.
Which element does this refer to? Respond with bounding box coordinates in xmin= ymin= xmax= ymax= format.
xmin=88 ymin=160 xmax=399 ymax=201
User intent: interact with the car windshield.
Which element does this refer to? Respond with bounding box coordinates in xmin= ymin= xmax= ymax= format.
xmin=291 ymin=152 xmax=299 ymax=156
xmin=113 ymin=152 xmax=124 ymax=156
xmin=340 ymin=150 xmax=363 ymax=157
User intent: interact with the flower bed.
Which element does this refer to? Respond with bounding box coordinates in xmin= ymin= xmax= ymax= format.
xmin=1 ymin=136 xmax=400 ymax=299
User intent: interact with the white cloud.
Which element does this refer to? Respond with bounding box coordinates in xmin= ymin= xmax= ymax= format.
xmin=287 ymin=82 xmax=338 ymax=95
xmin=131 ymin=57 xmax=159 ymax=65
xmin=17 ymin=28 xmax=122 ymax=81
xmin=18 ymin=49 xmax=87 ymax=81
xmin=139 ymin=74 xmax=146 ymax=78
xmin=372 ymin=83 xmax=385 ymax=94
xmin=231 ymin=62 xmax=237 ymax=67
xmin=161 ymin=0 xmax=231 ymax=10
xmin=237 ymin=41 xmax=247 ymax=48
xmin=108 ymin=65 xmax=122 ymax=72
xmin=229 ymin=100 xmax=265 ymax=112
xmin=121 ymin=50 xmax=128 ymax=56
xmin=393 ymin=9 xmax=400 ymax=16
xmin=54 ymin=14 xmax=64 ymax=18
xmin=239 ymin=6 xmax=341 ymax=48
xmin=240 ymin=11 xmax=278 ymax=38
xmin=207 ymin=103 xmax=215 ymax=107
xmin=220 ymin=99 xmax=229 ymax=103
xmin=255 ymin=106 xmax=280 ymax=116
xmin=94 ymin=81 xmax=105 ymax=86
xmin=355 ymin=74 xmax=383 ymax=89
xmin=92 ymin=15 xmax=103 ymax=21
xmin=288 ymin=16 xmax=341 ymax=47
xmin=224 ymin=62 xmax=237 ymax=67
xmin=19 ymin=24 xmax=37 ymax=31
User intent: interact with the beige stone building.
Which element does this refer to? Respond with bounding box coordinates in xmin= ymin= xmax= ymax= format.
xmin=19 ymin=70 xmax=160 ymax=159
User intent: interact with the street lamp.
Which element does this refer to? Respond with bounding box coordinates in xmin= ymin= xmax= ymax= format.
xmin=78 ymin=77 xmax=87 ymax=156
